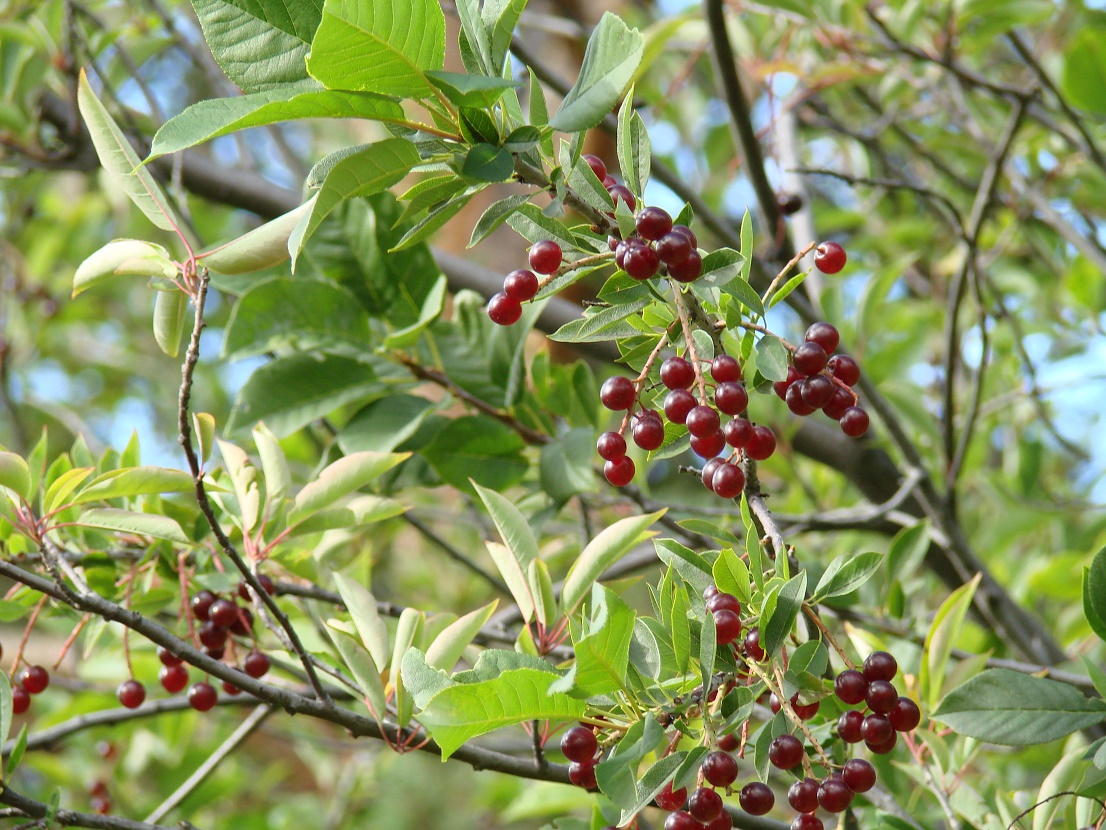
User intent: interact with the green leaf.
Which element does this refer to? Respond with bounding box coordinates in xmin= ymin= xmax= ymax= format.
xmin=813 ymin=551 xmax=883 ymax=601
xmin=1063 ymin=30 xmax=1106 ymax=114
xmin=467 ymin=194 xmax=531 ymax=247
xmin=712 ymin=547 xmax=751 ymax=603
xmin=330 ymin=630 xmax=388 ymax=719
xmin=886 ymin=520 xmax=930 ymax=583
xmin=933 ymin=668 xmax=1106 ymax=745
xmin=383 ymin=274 xmax=447 ymax=347
xmin=1083 ymin=546 xmax=1106 ymax=642
xmin=562 ymin=510 xmax=664 ymax=615
xmin=555 ymin=584 xmax=636 ymax=698
xmin=425 ymin=71 xmax=517 ymax=108
xmin=473 ymin=482 xmax=540 ymax=569
xmin=43 ymin=467 xmax=94 ymax=514
xmin=71 ymin=467 xmax=195 ymax=505
xmin=192 ymin=412 xmax=216 ymax=468
xmin=549 ymin=298 xmax=650 ymax=343
xmin=424 ymin=600 xmax=498 ymax=671
xmin=417 ymin=668 xmax=585 ymax=759
xmin=0 ymin=452 xmax=32 ymax=501
xmin=921 ymin=572 xmax=980 ymax=710
xmin=422 ymin=416 xmax=528 ymax=491
xmin=197 ymin=202 xmax=317 ymax=275
xmin=288 ymin=139 xmax=420 ymax=265
xmin=506 ymin=203 xmax=579 ymax=250
xmin=616 ymin=89 xmax=650 ymax=197
xmin=192 ymin=0 xmax=319 ymax=92
xmin=754 ymin=334 xmax=788 ymax=382
xmin=339 ymin=395 xmax=438 ymax=454
xmin=149 ymin=86 xmax=405 ymax=161
xmin=550 ymin=13 xmax=644 ymax=133
xmin=225 ymin=353 xmax=386 ymax=438
xmin=538 ymin=428 xmax=596 ymax=503
xmin=462 ymin=143 xmax=514 ymax=182
xmin=388 ymin=187 xmax=480 ymax=252
xmin=528 ymin=560 xmax=557 ymax=630
xmin=761 ymin=572 xmax=807 ymax=657
xmin=76 ymin=507 xmax=189 ymax=544
xmin=616 ymin=753 xmax=685 ymax=823
xmin=290 ymin=451 xmax=408 ymax=523
xmin=215 ymin=439 xmax=261 ymax=532
xmin=152 ymin=291 xmax=188 ymax=358
xmin=332 ymin=572 xmax=392 ymax=670
xmin=0 ymin=672 xmax=12 ymax=748
xmin=77 ymin=72 xmax=184 ymax=233
xmin=738 ymin=209 xmax=753 ymax=282
xmin=400 ymin=647 xmax=455 ymax=709
xmin=72 ymin=239 xmax=176 ymax=297
xmin=306 ymin=0 xmax=445 ymax=98
xmin=483 ymin=0 xmax=526 ymax=74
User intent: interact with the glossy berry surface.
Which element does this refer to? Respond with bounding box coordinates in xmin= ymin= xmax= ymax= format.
xmin=863 ymin=651 xmax=898 ymax=681
xmin=636 ymin=206 xmax=673 ymax=241
xmin=656 ymin=782 xmax=688 ymax=811
xmin=837 ymin=710 xmax=864 ymax=742
xmin=560 ymin=726 xmax=599 ymax=763
xmin=701 ymin=750 xmax=738 ymax=787
xmin=823 ymin=387 xmax=854 ymax=420
xmin=690 ymin=431 xmax=726 ymax=459
xmin=712 ymin=464 xmax=745 ymax=499
xmin=656 ymin=232 xmax=692 ymax=265
xmin=582 ymin=154 xmax=606 ymax=181
xmin=199 ymin=621 xmax=227 ymax=649
xmin=793 ymin=697 xmax=820 ymax=721
xmin=715 ymin=382 xmax=749 ymax=416
xmin=597 ymin=431 xmax=627 ymax=461
xmin=159 ymin=665 xmax=189 ymax=693
xmin=791 ymin=815 xmax=824 ymax=830
xmin=834 ymin=669 xmax=868 ymax=704
xmin=604 ymin=456 xmax=635 ymax=487
xmin=487 ymin=292 xmax=522 ymax=325
xmin=672 ymin=224 xmax=697 ymax=248
xmin=117 ymin=680 xmax=146 ymax=709
xmin=818 ymin=777 xmax=854 ymax=813
xmin=661 ymin=356 xmax=695 ymax=390
xmin=705 ymin=812 xmax=733 ymax=830
xmin=711 ymin=354 xmax=741 ymax=383
xmin=632 ymin=414 xmax=666 ymax=450
xmin=667 ymin=249 xmax=702 ymax=282
xmin=238 ymin=574 xmax=276 ymax=600
xmin=191 ymin=590 xmax=216 ymax=622
xmin=743 ymin=628 xmax=765 ymax=660
xmin=724 ymin=418 xmax=752 ymax=448
xmin=688 ymin=787 xmax=724 ymax=822
xmin=701 ymin=458 xmax=724 ymax=491
xmin=687 ymin=405 xmax=721 ymax=438
xmin=745 ymin=426 xmax=777 ymax=461
xmin=20 ymin=665 xmax=49 ymax=694
xmin=814 ymin=240 xmax=847 ymax=274
xmin=842 ymin=758 xmax=877 ymax=793
xmin=739 ymin=782 xmax=775 ymax=815
xmin=793 ymin=341 xmax=828 ymax=376
xmin=769 ymin=734 xmax=805 ymax=770
xmin=209 ymin=598 xmax=239 ymax=628
xmin=840 ymin=406 xmax=870 ymax=437
xmin=12 ymin=686 xmax=30 ymax=714
xmin=890 ymin=697 xmax=921 ymax=732
xmin=788 ymin=777 xmax=819 ymax=813
xmin=158 ymin=646 xmax=183 ymax=667
xmin=801 ymin=376 xmax=834 ymax=409
xmin=861 ymin=714 xmax=893 ymax=744
xmin=706 ymin=592 xmax=741 ymax=615
xmin=503 ymin=269 xmax=539 ymax=301
xmin=866 ymin=679 xmax=898 ymax=713
xmin=867 ymin=731 xmax=898 ymax=754
xmin=713 ymin=609 xmax=742 ymax=645
xmin=244 ymin=650 xmax=270 ymax=678
xmin=528 ymin=239 xmax=562 ymax=274
xmin=568 ymin=760 xmax=597 ymax=789
xmin=664 ymin=389 xmax=697 ymax=424
xmin=664 ymin=811 xmax=698 ymax=830
xmin=786 ymin=382 xmax=816 ymax=416
xmin=222 ymin=681 xmax=241 ymax=695
xmin=606 ymin=184 xmax=637 ymax=211
xmin=717 ymin=733 xmax=739 ymax=752
xmin=600 ymin=376 xmax=636 ymax=410
xmin=188 ymin=682 xmax=218 ymax=712
xmin=828 ymin=354 xmax=861 ymax=386
xmin=624 ymin=243 xmax=661 ymax=280
xmin=805 ymin=322 xmax=840 ymax=354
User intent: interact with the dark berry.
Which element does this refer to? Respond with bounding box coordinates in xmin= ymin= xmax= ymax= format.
xmin=504 ymin=269 xmax=539 ymax=301
xmin=117 ymin=679 xmax=146 ymax=709
xmin=672 ymin=224 xmax=697 ymax=248
xmin=717 ymin=733 xmax=739 ymax=752
xmin=92 ymin=796 xmax=112 ymax=815
xmin=710 ymin=355 xmax=741 ymax=383
xmin=800 ymin=376 xmax=834 ymax=409
xmin=607 ymin=184 xmax=637 ymax=211
xmin=191 ymin=590 xmax=216 ymax=622
xmin=208 ymin=598 xmax=239 ymax=629
xmin=656 ymin=231 xmax=692 ymax=265
xmin=632 ymin=414 xmax=666 ymax=451
xmin=199 ymin=621 xmax=228 ymax=649
xmin=656 ymin=782 xmax=688 ymax=811
xmin=20 ymin=665 xmax=49 ymax=694
xmin=686 ymin=405 xmax=721 ymax=438
xmin=792 ymin=341 xmax=828 ymax=376
xmin=12 ymin=685 xmax=30 ymax=714
xmin=600 ymin=376 xmax=637 ymax=410
xmin=238 ymin=574 xmax=276 ymax=600
xmin=690 ymin=431 xmax=726 ymax=459
xmin=793 ymin=697 xmax=820 ymax=721
xmin=159 ymin=665 xmax=189 ymax=693
xmin=863 ymin=651 xmax=898 ymax=682
xmin=604 ymin=457 xmax=635 ymax=487
xmin=715 ymin=382 xmax=749 ymax=416
xmin=487 ymin=292 xmax=522 ymax=325
xmin=706 ymin=592 xmax=741 ymax=615
xmin=661 ymin=356 xmax=695 ymax=390
xmin=774 ymin=366 xmax=801 ymax=399
xmin=828 ymin=354 xmax=861 ymax=386
xmin=667 ymin=250 xmax=702 ymax=282
xmin=840 ymin=406 xmax=870 ymax=437
xmin=866 ymin=679 xmax=898 ymax=714
xmin=614 ymin=240 xmax=629 ymax=270
xmin=663 ymin=389 xmax=696 ymax=424
xmin=889 ymin=697 xmax=921 ymax=732
xmin=788 ymin=777 xmax=819 ymax=813
xmin=834 ymin=669 xmax=868 ymax=705
xmin=244 ymin=650 xmax=270 ymax=679
xmin=188 ymin=682 xmax=218 ymax=712
xmin=739 ymin=782 xmax=775 ymax=815
xmin=624 ymin=242 xmax=661 ymax=280
xmin=229 ymin=607 xmax=253 ymax=636
xmin=701 ymin=458 xmax=725 ymax=491
xmin=222 ymin=681 xmax=241 ymax=695
xmin=636 ymin=206 xmax=673 ymax=241
xmin=822 ymin=387 xmax=854 ymax=420
xmin=528 ymin=239 xmax=562 ymax=274
xmin=786 ymin=382 xmax=816 ymax=416
xmin=837 ymin=710 xmax=864 ymax=743
xmin=569 ymin=760 xmax=597 ymax=789
xmin=560 ymin=725 xmax=599 ymax=763
xmin=713 ymin=609 xmax=742 ymax=645
xmin=745 ymin=426 xmax=776 ymax=461
xmin=791 ymin=814 xmax=824 ymax=830
xmin=861 ymin=714 xmax=893 ymax=744
xmin=701 ymin=750 xmax=738 ymax=787
xmin=158 ymin=646 xmax=183 ymax=667
xmin=769 ymin=692 xmax=783 ymax=714
xmin=203 ymin=645 xmax=226 ymax=661
xmin=724 ymin=418 xmax=752 ymax=448
xmin=582 ymin=154 xmax=606 ymax=181
xmin=817 ymin=777 xmax=854 ymax=813
xmin=769 ymin=734 xmax=804 ymax=770
xmin=842 ymin=758 xmax=877 ymax=793
xmin=779 ymin=193 xmax=803 ymax=215
xmin=743 ymin=628 xmax=765 ymax=660
xmin=597 ymin=431 xmax=627 ymax=460
xmin=804 ymin=322 xmax=840 ymax=354
xmin=866 ymin=731 xmax=898 ymax=754
xmin=711 ymin=464 xmax=745 ymax=499
xmin=688 ymin=787 xmax=724 ymax=822
xmin=664 ymin=811 xmax=698 ymax=830
xmin=814 ymin=241 xmax=847 ymax=274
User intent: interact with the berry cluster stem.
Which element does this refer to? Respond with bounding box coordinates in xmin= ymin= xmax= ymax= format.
xmin=535 ymin=250 xmax=615 ymax=291
xmin=672 ymin=287 xmax=708 ymax=402
xmin=760 ymin=241 xmax=817 ymax=306
xmin=802 ymin=605 xmax=857 ymax=669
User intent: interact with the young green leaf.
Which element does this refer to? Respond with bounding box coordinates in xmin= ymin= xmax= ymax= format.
xmin=197 ymin=201 xmax=316 ymax=275
xmin=71 ymin=467 xmax=195 ymax=505
xmin=72 ymin=240 xmax=177 ymax=297
xmin=617 ymin=88 xmax=650 ymax=197
xmin=332 ymin=572 xmax=391 ymax=670
xmin=75 ymin=508 xmax=190 ymax=544
xmin=761 ymin=572 xmax=807 ymax=657
xmin=0 ymin=452 xmax=32 ymax=501
xmin=467 ymin=194 xmax=531 ymax=247
xmin=425 ymin=71 xmax=517 ymax=108
xmin=424 ymin=600 xmax=499 ymax=671
xmin=152 ymin=290 xmax=188 ymax=358
xmin=330 ymin=629 xmax=388 ymax=720
xmin=712 ymin=547 xmax=751 ymax=603
xmin=472 ymin=482 xmax=540 ymax=567
xmin=921 ymin=573 xmax=981 ymax=710
xmin=753 ymin=334 xmax=789 ymax=382
xmin=561 ymin=510 xmax=665 ymax=615
xmin=0 ymin=672 xmax=12 ymax=747
xmin=812 ymin=551 xmax=884 ymax=601
xmin=485 ymin=541 xmax=535 ymax=624
xmin=43 ymin=467 xmax=94 ymax=515
xmin=1083 ymin=546 xmax=1106 ymax=642
xmin=290 ymin=451 xmax=409 ymax=523
xmin=252 ymin=423 xmax=291 ymax=505
xmin=215 ymin=439 xmax=261 ymax=533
